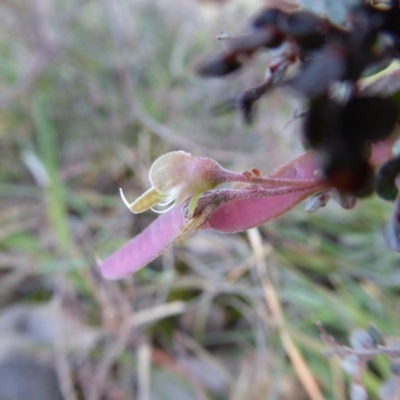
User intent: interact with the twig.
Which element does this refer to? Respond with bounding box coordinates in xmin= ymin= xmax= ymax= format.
xmin=283 ymin=108 xmax=308 ymax=129
xmin=325 ymin=346 xmax=400 ymax=358
xmin=317 ymin=322 xmax=400 ymax=359
xmin=316 ymin=322 xmax=339 ymax=348
xmin=137 ymin=336 xmax=151 ymax=400
xmin=247 ymin=227 xmax=324 ymax=400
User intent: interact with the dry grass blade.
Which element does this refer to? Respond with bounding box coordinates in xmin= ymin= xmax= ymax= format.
xmin=175 ymin=331 xmax=232 ymax=386
xmin=53 ymin=298 xmax=79 ymax=400
xmin=137 ymin=336 xmax=151 ymax=400
xmin=132 ymin=100 xmax=258 ymax=163
xmin=129 ymin=301 xmax=190 ymax=327
xmin=87 ymin=321 xmax=132 ymax=400
xmin=247 ymin=227 xmax=324 ymax=400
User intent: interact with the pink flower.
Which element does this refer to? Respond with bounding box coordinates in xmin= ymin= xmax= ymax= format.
xmin=119 ymin=150 xmax=262 ymax=215
xmin=99 ymin=137 xmax=396 ymax=280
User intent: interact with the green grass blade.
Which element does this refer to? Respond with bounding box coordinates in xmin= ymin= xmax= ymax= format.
xmin=33 ymin=93 xmax=71 ymax=253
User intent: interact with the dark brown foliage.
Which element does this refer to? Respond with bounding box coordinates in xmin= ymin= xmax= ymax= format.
xmin=197 ymin=0 xmax=400 ymax=197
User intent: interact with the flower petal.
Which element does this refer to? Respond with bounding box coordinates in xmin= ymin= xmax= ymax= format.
xmin=100 ymin=135 xmax=397 ymax=280
xmin=208 ymin=186 xmax=323 ymax=233
xmin=99 ymin=205 xmax=185 ymax=280
xmin=208 ymin=151 xmax=324 ymax=232
xmin=208 ymin=138 xmax=397 ymax=233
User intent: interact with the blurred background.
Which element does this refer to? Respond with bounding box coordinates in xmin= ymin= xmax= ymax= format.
xmin=0 ymin=0 xmax=399 ymax=399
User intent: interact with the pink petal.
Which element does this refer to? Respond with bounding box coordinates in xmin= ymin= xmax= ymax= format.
xmin=99 ymin=205 xmax=185 ymax=280
xmin=208 ymin=137 xmax=397 ymax=233
xmin=208 ymin=151 xmax=326 ymax=232
xmin=100 ymin=135 xmax=397 ymax=279
xmin=208 ymin=187 xmax=323 ymax=232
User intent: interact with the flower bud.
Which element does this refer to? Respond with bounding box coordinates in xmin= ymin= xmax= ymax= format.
xmin=120 ymin=151 xmax=236 ymax=214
